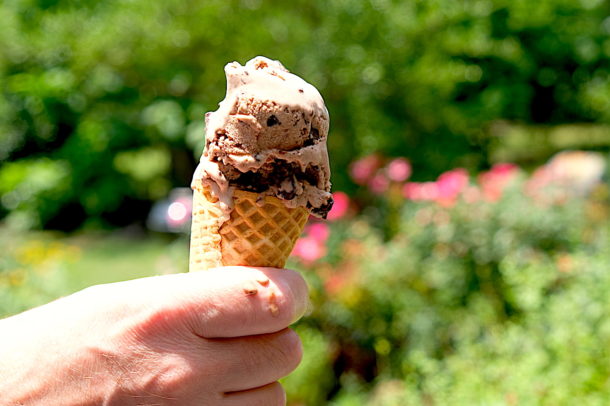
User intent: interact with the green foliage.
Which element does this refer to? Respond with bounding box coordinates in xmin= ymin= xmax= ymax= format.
xmin=281 ymin=325 xmax=336 ymax=405
xmin=1 ymin=170 xmax=609 ymax=404
xmin=2 ymin=1 xmax=610 ymax=401
xmin=490 ymin=123 xmax=610 ymax=166
xmin=0 ymin=230 xmax=76 ymax=317
xmin=2 ymin=0 xmax=610 ymax=228
xmin=0 ymin=230 xmax=183 ymax=318
xmin=289 ymin=171 xmax=610 ymax=404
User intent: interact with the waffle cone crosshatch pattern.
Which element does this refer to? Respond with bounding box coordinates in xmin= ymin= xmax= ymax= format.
xmin=189 ymin=186 xmax=308 ymax=272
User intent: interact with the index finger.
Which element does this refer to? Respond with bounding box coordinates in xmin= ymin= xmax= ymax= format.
xmin=175 ymin=267 xmax=309 ymax=338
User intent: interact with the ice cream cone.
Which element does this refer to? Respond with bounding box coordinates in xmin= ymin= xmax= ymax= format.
xmin=189 ymin=184 xmax=309 ymax=272
xmin=188 ymin=56 xmax=331 ymax=272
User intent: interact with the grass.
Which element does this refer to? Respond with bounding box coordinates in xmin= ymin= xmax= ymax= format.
xmin=63 ymin=231 xmax=189 ymax=290
xmin=0 ymin=227 xmax=189 ymax=318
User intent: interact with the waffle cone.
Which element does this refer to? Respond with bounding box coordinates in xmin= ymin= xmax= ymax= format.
xmin=189 ymin=184 xmax=309 ymax=272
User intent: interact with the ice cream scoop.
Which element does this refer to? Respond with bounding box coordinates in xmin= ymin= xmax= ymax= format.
xmin=190 ymin=56 xmax=332 ymax=272
xmin=193 ymin=56 xmax=333 ymax=219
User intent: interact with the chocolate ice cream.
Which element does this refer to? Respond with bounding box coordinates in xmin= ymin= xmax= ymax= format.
xmin=192 ymin=56 xmax=333 ymax=218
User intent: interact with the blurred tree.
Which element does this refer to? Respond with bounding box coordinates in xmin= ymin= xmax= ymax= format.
xmin=1 ymin=0 xmax=609 ymax=229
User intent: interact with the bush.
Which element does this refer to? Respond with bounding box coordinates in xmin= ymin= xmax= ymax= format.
xmin=287 ymin=155 xmax=610 ymax=404
xmin=1 ymin=154 xmax=608 ymax=404
xmin=2 ymin=0 xmax=610 ymax=229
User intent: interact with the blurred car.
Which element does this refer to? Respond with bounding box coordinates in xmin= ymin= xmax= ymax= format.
xmin=146 ymin=188 xmax=192 ymax=233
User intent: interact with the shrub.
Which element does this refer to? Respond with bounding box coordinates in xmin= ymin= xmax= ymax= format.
xmin=2 ymin=0 xmax=610 ymax=229
xmin=288 ymin=155 xmax=610 ymax=404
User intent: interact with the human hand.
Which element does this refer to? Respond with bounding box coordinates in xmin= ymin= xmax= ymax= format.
xmin=0 ymin=266 xmax=308 ymax=405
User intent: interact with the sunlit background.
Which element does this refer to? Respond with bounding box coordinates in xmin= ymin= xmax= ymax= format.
xmin=1 ymin=0 xmax=610 ymax=404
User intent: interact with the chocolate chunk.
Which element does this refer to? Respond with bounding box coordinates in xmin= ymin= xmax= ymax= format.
xmin=228 ymin=160 xmax=315 ymax=193
xmin=303 ymin=138 xmax=315 ymax=147
xmin=266 ymin=115 xmax=280 ymax=127
xmin=304 ymin=165 xmax=320 ymax=186
xmin=301 ymin=127 xmax=321 ymax=147
xmin=310 ymin=127 xmax=320 ymax=140
xmin=311 ymin=198 xmax=334 ymax=219
xmin=277 ymin=188 xmax=296 ymax=200
xmin=230 ymin=170 xmax=267 ymax=193
xmin=220 ymin=159 xmax=329 ymax=215
xmin=214 ymin=129 xmax=227 ymax=142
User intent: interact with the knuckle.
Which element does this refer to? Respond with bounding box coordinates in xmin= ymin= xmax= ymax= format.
xmin=252 ymin=382 xmax=285 ymax=406
xmin=135 ymin=355 xmax=197 ymax=398
xmin=238 ymin=329 xmax=303 ymax=380
xmin=267 ymin=382 xmax=287 ymax=406
xmin=274 ymin=329 xmax=303 ymax=372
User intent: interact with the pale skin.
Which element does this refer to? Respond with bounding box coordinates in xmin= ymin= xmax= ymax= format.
xmin=0 ymin=266 xmax=308 ymax=405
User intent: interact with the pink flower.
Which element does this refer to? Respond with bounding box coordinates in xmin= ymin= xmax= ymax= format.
xmin=327 ymin=191 xmax=350 ymax=221
xmin=386 ymin=158 xmax=412 ymax=182
xmin=292 ymin=236 xmax=326 ymax=264
xmin=420 ymin=182 xmax=440 ymax=200
xmin=403 ymin=182 xmax=439 ymax=201
xmin=462 ymin=185 xmax=481 ymax=204
xmin=491 ymin=163 xmax=519 ymax=176
xmin=526 ymin=166 xmax=551 ymax=193
xmin=291 ymin=221 xmax=331 ymax=264
xmin=525 ymin=166 xmax=561 ymax=204
xmin=349 ymin=154 xmax=382 ymax=185
xmin=368 ymin=172 xmax=390 ymax=195
xmin=436 ymin=168 xmax=469 ymax=202
xmin=478 ymin=163 xmax=519 ymax=202
xmin=402 ymin=182 xmax=419 ymax=200
xmin=306 ymin=222 xmax=330 ymax=242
